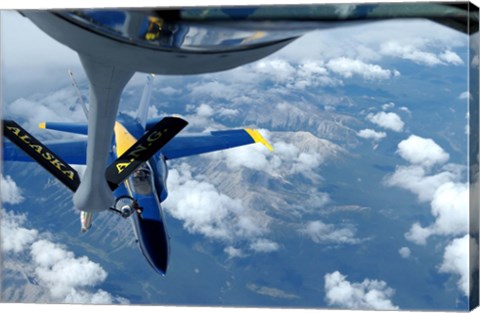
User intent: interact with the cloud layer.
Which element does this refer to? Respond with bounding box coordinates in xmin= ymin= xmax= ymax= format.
xmin=326 ymin=57 xmax=399 ymax=80
xmin=438 ymin=235 xmax=477 ymax=297
xmin=397 ymin=135 xmax=450 ymax=168
xmin=380 ymin=41 xmax=464 ymax=66
xmin=385 ymin=135 xmax=470 ymax=296
xmin=386 ymin=135 xmax=467 ymax=244
xmin=301 ymin=220 xmax=360 ymax=245
xmin=205 ymin=129 xmax=342 ymax=180
xmin=366 ymin=112 xmax=404 ymax=132
xmin=1 ymin=174 xmax=25 ymax=204
xmin=324 ymin=271 xmax=399 ymax=310
xmin=357 ymin=129 xmax=387 ymax=141
xmin=1 ymin=206 xmax=127 ymax=304
xmin=164 ymin=163 xmax=276 ymax=256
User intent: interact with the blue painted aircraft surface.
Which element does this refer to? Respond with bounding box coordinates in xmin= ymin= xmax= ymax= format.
xmin=2 ymin=75 xmax=272 ymax=274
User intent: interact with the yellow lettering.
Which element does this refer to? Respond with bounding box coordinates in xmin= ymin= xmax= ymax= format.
xmin=50 ymin=158 xmax=65 ymax=171
xmin=116 ymin=162 xmax=131 ymax=173
xmin=147 ymin=130 xmax=163 ymax=142
xmin=128 ymin=144 xmax=147 ymax=158
xmin=30 ymin=144 xmax=43 ymax=154
xmin=19 ymin=134 xmax=32 ymax=145
xmin=6 ymin=123 xmax=76 ymax=181
xmin=42 ymin=151 xmax=54 ymax=161
xmin=6 ymin=126 xmax=21 ymax=136
xmin=62 ymin=170 xmax=75 ymax=181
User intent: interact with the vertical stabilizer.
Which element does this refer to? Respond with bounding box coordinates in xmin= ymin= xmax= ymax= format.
xmin=137 ymin=74 xmax=154 ymax=129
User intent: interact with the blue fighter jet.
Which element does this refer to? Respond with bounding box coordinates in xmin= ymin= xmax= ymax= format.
xmin=2 ymin=75 xmax=272 ymax=275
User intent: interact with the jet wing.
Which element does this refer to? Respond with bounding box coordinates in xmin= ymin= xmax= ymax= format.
xmin=39 ymin=122 xmax=88 ymax=135
xmin=3 ymin=139 xmax=87 ymax=165
xmin=2 ymin=120 xmax=83 ymax=191
xmin=3 ymin=120 xmax=89 ymax=164
xmin=161 ymin=128 xmax=273 ymax=160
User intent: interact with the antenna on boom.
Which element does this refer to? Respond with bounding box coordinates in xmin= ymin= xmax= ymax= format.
xmin=68 ymin=69 xmax=89 ymax=120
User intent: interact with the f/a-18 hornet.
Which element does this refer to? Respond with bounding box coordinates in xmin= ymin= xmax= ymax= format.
xmin=2 ymin=74 xmax=272 ymax=275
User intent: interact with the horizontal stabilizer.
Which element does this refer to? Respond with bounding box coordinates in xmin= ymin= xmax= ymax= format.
xmin=105 ymin=116 xmax=188 ymax=190
xmin=3 ymin=120 xmax=81 ymax=191
xmin=162 ymin=128 xmax=273 ymax=160
xmin=39 ymin=122 xmax=88 ymax=135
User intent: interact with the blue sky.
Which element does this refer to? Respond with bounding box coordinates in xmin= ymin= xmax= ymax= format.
xmin=1 ymin=6 xmax=477 ymax=312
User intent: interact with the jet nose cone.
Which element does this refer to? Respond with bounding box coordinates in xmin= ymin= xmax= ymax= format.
xmin=137 ymin=218 xmax=170 ymax=275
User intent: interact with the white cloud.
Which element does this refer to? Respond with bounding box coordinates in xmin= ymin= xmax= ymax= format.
xmin=294 ymin=60 xmax=340 ymax=88
xmin=188 ymin=80 xmax=240 ymax=102
xmin=195 ymin=103 xmax=214 ymax=118
xmin=1 ymin=210 xmax=38 ymax=253
xmin=405 ymin=222 xmax=433 ymax=246
xmin=397 ymin=135 xmax=450 ymax=168
xmin=182 ymin=102 xmax=226 ymax=131
xmin=399 ymin=106 xmax=411 ymax=115
xmin=30 ymin=240 xmax=110 ymax=302
xmin=214 ymin=141 xmax=273 ymax=174
xmin=1 ymin=208 xmax=127 ymax=304
xmin=439 ymin=50 xmax=464 ymax=65
xmin=247 ymin=283 xmax=300 ymax=300
xmin=301 ymin=220 xmax=360 ymax=245
xmin=218 ymin=107 xmax=239 ymax=117
xmin=3 ymin=11 xmax=83 ymax=101
xmin=439 ymin=235 xmax=477 ymax=297
xmin=398 ymin=247 xmax=411 ymax=259
xmin=429 ymin=182 xmax=469 ymax=237
xmin=400 ymin=180 xmax=468 ymax=244
xmin=326 ymin=57 xmax=396 ymax=80
xmin=224 ymin=246 xmax=245 ymax=259
xmin=324 ymin=271 xmax=399 ymax=310
xmin=380 ymin=41 xmax=464 ymax=67
xmin=298 ymin=61 xmax=328 ymax=77
xmin=381 ymin=41 xmax=443 ymax=66
xmin=382 ymin=102 xmax=395 ymax=110
xmin=367 ymin=112 xmax=404 ymax=132
xmin=254 ymin=59 xmax=296 ymax=83
xmin=385 ymin=165 xmax=457 ymax=203
xmin=249 ymin=239 xmax=280 ymax=253
xmin=357 ymin=129 xmax=387 ymax=141
xmin=387 ymin=136 xmax=467 ymax=243
xmin=1 ymin=175 xmax=25 ymax=204
xmin=276 ymin=19 xmax=466 ymax=66
xmin=385 ymin=135 xmax=472 ymax=296
xmin=246 ymin=59 xmax=341 ymax=89
xmin=157 ymin=86 xmax=180 ymax=96
xmin=292 ymin=152 xmax=323 ymax=174
xmin=5 ymin=89 xmax=87 ymax=138
xmin=164 ymin=163 xmax=276 ymax=254
xmin=207 ymin=130 xmax=333 ymax=179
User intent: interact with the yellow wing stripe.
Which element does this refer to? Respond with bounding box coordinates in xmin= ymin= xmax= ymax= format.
xmin=113 ymin=122 xmax=138 ymax=156
xmin=245 ymin=128 xmax=273 ymax=151
xmin=112 ymin=124 xmax=136 ymax=197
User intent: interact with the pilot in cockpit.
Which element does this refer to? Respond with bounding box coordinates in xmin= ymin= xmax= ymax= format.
xmin=132 ymin=164 xmax=153 ymax=195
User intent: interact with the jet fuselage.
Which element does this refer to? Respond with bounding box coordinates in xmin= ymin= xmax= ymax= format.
xmin=111 ymin=113 xmax=170 ymax=274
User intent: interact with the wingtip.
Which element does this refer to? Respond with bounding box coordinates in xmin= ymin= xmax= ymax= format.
xmin=38 ymin=122 xmax=46 ymax=129
xmin=245 ymin=128 xmax=273 ymax=152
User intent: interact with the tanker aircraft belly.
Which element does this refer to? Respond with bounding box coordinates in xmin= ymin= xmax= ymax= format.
xmin=2 ymin=77 xmax=272 ymax=275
